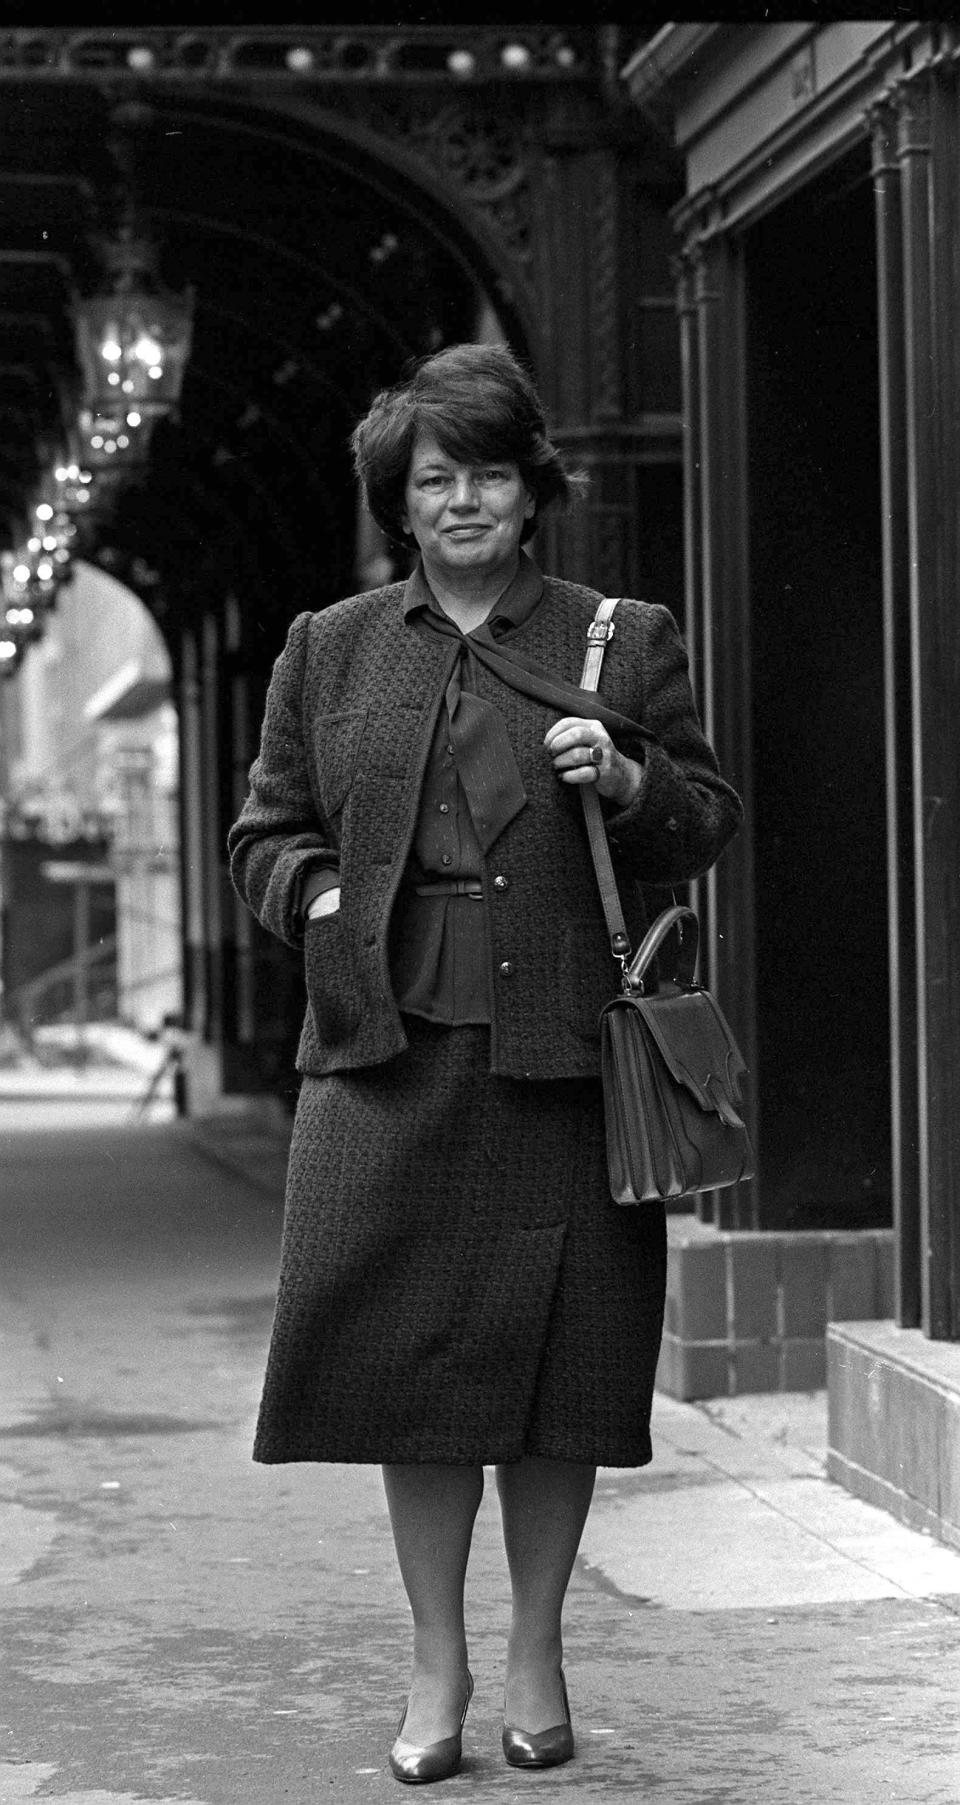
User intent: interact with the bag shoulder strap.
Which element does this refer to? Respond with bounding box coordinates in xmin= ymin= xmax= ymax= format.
xmin=579 ymin=598 xmax=695 ymax=989
xmin=580 ymin=593 xmax=621 ymax=692
xmin=578 ymin=599 xmax=633 ymax=970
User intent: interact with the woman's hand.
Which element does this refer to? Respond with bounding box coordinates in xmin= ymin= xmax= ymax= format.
xmin=544 ymin=717 xmax=644 ymax=808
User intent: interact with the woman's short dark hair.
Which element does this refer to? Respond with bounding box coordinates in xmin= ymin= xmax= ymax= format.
xmin=351 ymin=342 xmax=585 ymax=546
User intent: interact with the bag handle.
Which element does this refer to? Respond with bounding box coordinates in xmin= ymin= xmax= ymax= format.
xmin=625 ymin=903 xmax=699 ymax=992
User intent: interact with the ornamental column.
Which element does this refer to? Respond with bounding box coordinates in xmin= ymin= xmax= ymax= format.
xmin=869 ymin=94 xmax=920 ymax=1327
xmin=896 ymin=61 xmax=960 ymax=1337
xmin=530 ymin=124 xmax=681 ymax=600
xmin=677 ymin=203 xmax=756 ymax=1230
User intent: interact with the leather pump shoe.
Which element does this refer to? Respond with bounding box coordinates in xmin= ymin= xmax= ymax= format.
xmin=389 ymin=1671 xmax=474 ymax=1785
xmin=502 ymin=1667 xmax=574 ymax=1769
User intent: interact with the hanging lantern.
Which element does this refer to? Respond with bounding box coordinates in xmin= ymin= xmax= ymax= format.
xmin=6 ymin=543 xmax=58 ymax=611
xmin=75 ymin=404 xmax=156 ymax=473
xmin=52 ymin=455 xmax=95 ymax=516
xmin=1 ymin=550 xmax=47 ymax=670
xmin=21 ymin=485 xmax=78 ymax=589
xmin=73 ymin=224 xmax=194 ymax=421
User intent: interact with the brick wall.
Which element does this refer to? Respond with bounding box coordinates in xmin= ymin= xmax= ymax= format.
xmin=655 ymin=1216 xmax=894 ymax=1398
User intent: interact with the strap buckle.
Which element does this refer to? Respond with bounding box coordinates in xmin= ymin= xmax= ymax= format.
xmin=586 ymin=619 xmax=616 ymax=645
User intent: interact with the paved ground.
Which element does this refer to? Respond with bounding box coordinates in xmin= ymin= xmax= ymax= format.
xmin=1 ymin=1096 xmax=959 ymax=1804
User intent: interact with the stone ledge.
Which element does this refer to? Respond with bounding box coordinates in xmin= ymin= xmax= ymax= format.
xmin=655 ymin=1217 xmax=894 ymax=1400
xmin=826 ymin=1320 xmax=960 ymax=1552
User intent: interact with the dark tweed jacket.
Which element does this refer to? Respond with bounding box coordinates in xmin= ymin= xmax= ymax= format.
xmin=227 ymin=575 xmax=743 ymax=1081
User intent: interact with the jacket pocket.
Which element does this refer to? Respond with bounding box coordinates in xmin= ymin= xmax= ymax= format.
xmin=303 ymin=910 xmax=361 ymax=1045
xmin=311 ymin=708 xmax=367 ymax=818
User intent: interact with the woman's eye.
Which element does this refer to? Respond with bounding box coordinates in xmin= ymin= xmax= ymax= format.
xmin=479 ymin=469 xmax=507 ymax=483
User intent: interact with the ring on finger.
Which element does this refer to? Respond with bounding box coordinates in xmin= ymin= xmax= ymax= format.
xmin=589 ymin=744 xmax=604 ymax=767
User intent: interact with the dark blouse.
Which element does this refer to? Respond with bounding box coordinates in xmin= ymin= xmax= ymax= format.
xmin=300 ymin=553 xmax=545 ymax=1026
xmin=390 ymin=554 xmax=545 ymax=1025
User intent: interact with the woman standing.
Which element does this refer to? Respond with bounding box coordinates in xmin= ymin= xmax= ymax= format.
xmin=228 ymin=342 xmax=742 ymax=1783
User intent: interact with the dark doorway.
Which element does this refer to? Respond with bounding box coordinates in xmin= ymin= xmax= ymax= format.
xmin=746 ymin=144 xmax=890 ymax=1230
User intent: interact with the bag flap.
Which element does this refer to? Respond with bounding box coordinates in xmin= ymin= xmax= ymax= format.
xmin=613 ymin=988 xmax=748 ymax=1124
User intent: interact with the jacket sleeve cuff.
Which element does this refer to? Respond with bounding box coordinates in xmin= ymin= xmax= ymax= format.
xmin=601 ymin=745 xmax=648 ymax=832
xmin=298 ymin=864 xmax=342 ymax=917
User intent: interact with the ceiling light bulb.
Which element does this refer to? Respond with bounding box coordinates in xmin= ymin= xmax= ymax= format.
xmin=501 ymin=42 xmax=531 ymax=70
xmin=101 ymin=339 xmax=122 ymax=362
xmin=132 ymin=334 xmax=163 ymax=366
xmin=35 ymin=503 xmax=53 ymax=521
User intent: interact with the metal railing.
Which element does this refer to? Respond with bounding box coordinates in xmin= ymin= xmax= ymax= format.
xmin=6 ymin=936 xmax=119 ymax=1051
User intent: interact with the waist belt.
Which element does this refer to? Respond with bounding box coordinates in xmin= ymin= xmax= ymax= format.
xmin=413 ymin=880 xmax=483 ymax=899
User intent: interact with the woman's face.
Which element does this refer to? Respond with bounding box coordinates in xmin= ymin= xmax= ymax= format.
xmin=401 ymin=430 xmax=535 ymax=587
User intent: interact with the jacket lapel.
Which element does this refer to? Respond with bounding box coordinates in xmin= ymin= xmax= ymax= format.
xmin=364 ymin=593 xmax=456 ymax=776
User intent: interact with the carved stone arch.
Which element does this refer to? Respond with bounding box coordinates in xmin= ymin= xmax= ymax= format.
xmin=241 ymin=88 xmax=540 ymax=357
xmin=0 ymin=35 xmax=686 ymax=1111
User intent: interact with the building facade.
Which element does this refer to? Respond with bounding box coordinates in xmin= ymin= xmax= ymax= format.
xmin=624 ymin=20 xmax=960 ymax=1546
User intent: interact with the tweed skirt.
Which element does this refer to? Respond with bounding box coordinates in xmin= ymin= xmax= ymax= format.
xmin=253 ymin=1018 xmax=666 ymax=1466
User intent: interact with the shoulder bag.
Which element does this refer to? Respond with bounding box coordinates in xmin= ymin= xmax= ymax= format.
xmin=578 ymin=598 xmax=755 ymax=1204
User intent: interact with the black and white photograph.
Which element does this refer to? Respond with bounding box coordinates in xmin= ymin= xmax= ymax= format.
xmin=1 ymin=16 xmax=959 ymax=1803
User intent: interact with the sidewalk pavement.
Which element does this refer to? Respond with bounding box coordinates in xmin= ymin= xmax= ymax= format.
xmin=1 ymin=1104 xmax=959 ymax=1803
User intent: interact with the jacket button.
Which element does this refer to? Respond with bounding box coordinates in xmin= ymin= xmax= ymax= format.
xmin=441 ymin=853 xmax=453 ymax=867
xmin=499 ymin=960 xmax=514 ymax=978
xmin=493 ymin=874 xmax=509 ymax=891
xmin=666 ymin=817 xmax=678 ymax=832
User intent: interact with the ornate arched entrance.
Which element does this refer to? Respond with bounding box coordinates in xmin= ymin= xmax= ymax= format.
xmin=0 ymin=24 xmax=682 ymax=1106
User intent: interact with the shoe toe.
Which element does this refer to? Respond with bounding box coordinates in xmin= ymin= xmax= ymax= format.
xmin=502 ymin=1722 xmax=574 ymax=1768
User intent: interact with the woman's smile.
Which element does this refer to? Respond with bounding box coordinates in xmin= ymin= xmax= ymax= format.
xmin=402 ymin=430 xmax=535 ymax=589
